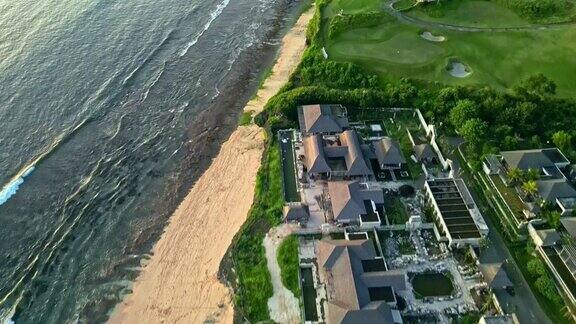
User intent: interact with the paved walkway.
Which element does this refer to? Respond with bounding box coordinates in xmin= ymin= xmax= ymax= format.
xmin=385 ymin=0 xmax=576 ymax=33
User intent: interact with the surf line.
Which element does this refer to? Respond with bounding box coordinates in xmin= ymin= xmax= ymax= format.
xmin=179 ymin=0 xmax=231 ymax=57
xmin=0 ymin=118 xmax=91 ymax=206
xmin=0 ymin=165 xmax=35 ymax=206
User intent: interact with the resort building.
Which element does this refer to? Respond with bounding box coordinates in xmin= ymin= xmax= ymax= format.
xmin=423 ymin=178 xmax=487 ymax=247
xmin=413 ymin=143 xmax=437 ymax=165
xmin=316 ymin=239 xmax=405 ymax=324
xmin=478 ymin=314 xmax=520 ymax=324
xmin=373 ymin=137 xmax=406 ymax=170
xmin=483 ymin=148 xmax=576 ymax=217
xmin=298 ymin=104 xmax=349 ymax=135
xmin=327 ymin=181 xmax=384 ymax=228
xmin=302 ymin=130 xmax=373 ymax=179
xmin=283 ymin=202 xmax=309 ymax=222
xmin=534 ymin=218 xmax=576 ymax=310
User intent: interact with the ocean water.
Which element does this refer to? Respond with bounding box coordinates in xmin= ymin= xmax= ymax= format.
xmin=0 ymin=0 xmax=303 ymax=322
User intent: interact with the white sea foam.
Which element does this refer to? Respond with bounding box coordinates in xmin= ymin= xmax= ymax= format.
xmin=0 ymin=166 xmax=35 ymax=206
xmin=179 ymin=0 xmax=231 ymax=57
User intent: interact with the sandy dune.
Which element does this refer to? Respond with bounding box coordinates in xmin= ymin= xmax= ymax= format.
xmin=108 ymin=7 xmax=313 ymax=324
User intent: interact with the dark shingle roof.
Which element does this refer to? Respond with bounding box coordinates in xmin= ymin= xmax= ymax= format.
xmin=479 ymin=263 xmax=512 ymax=288
xmin=501 ymin=149 xmax=558 ymax=170
xmin=374 ymin=138 xmax=405 ymax=165
xmin=414 ymin=143 xmax=436 ymax=161
xmin=298 ymin=104 xmax=349 ymax=134
xmin=560 ymin=218 xmax=576 ymax=238
xmin=536 ymin=179 xmax=576 ymax=202
xmin=303 ymin=135 xmax=331 ymax=174
xmin=283 ymin=203 xmax=309 ymax=221
xmin=341 ymin=130 xmax=373 ymax=176
xmin=317 ymin=239 xmax=404 ymax=324
xmin=328 ymin=181 xmax=384 ymax=222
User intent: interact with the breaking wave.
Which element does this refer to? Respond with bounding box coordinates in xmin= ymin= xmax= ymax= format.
xmin=0 ymin=166 xmax=35 ymax=206
xmin=179 ymin=0 xmax=231 ymax=57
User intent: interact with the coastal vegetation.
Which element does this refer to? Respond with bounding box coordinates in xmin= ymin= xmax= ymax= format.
xmin=277 ymin=235 xmax=301 ymax=297
xmin=235 ymin=0 xmax=576 ymax=321
xmin=230 ymin=137 xmax=284 ymax=322
xmin=239 ymin=110 xmax=253 ymax=126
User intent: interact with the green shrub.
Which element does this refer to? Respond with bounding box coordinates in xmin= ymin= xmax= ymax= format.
xmin=231 ymin=140 xmax=285 ymax=321
xmin=535 ymin=275 xmax=562 ymax=304
xmin=277 ymin=235 xmax=301 ymax=297
xmin=328 ymin=12 xmax=394 ymax=39
xmin=292 ymin=47 xmax=380 ymax=89
xmin=306 ymin=0 xmax=330 ymax=43
xmin=527 ymin=258 xmax=547 ymax=277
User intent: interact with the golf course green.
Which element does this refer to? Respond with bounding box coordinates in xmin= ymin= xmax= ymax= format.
xmin=323 ymin=0 xmax=576 ymax=96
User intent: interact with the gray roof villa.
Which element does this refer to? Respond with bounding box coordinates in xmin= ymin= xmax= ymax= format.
xmin=298 ymin=104 xmax=349 ymax=135
xmin=500 ymin=148 xmax=570 ymax=171
xmin=374 ymin=137 xmax=406 ymax=169
xmin=317 ymin=239 xmax=405 ymax=324
xmin=327 ymin=181 xmax=384 ymax=226
xmin=529 ymin=216 xmax=576 ymax=311
xmin=483 ymin=147 xmax=576 ymax=216
xmin=283 ymin=202 xmax=309 ymax=222
xmin=303 ymin=130 xmax=373 ymax=178
xmin=413 ymin=143 xmax=437 ymax=164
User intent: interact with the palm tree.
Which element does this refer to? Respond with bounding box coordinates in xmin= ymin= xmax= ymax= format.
xmin=526 ymin=168 xmax=540 ymax=181
xmin=506 ymin=168 xmax=523 ymax=186
xmin=522 ymin=180 xmax=538 ymax=199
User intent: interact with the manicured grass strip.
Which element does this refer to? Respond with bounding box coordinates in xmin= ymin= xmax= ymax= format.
xmin=277 ymin=235 xmax=301 ymax=298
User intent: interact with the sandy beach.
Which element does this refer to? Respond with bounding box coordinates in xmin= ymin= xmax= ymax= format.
xmin=108 ymin=7 xmax=313 ymax=324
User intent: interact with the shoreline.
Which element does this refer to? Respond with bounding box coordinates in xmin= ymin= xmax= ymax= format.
xmin=107 ymin=7 xmax=314 ymax=323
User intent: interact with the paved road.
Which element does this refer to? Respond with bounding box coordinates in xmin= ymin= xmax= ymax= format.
xmin=443 ymin=139 xmax=552 ymax=324
xmin=478 ymin=211 xmax=552 ymax=324
xmin=385 ymin=0 xmax=576 ymax=33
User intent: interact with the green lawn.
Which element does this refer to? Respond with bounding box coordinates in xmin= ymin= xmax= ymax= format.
xmin=393 ymin=0 xmax=418 ymax=11
xmin=321 ymin=0 xmax=576 ymax=97
xmin=489 ymin=174 xmax=526 ymax=221
xmin=406 ymin=0 xmax=530 ymax=27
xmin=327 ymin=19 xmax=576 ymax=96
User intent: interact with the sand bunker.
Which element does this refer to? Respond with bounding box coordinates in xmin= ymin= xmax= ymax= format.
xmin=420 ymin=31 xmax=446 ymax=42
xmin=447 ymin=60 xmax=472 ymax=78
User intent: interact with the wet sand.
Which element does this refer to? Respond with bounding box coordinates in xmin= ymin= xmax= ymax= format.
xmin=108 ymin=7 xmax=313 ymax=324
